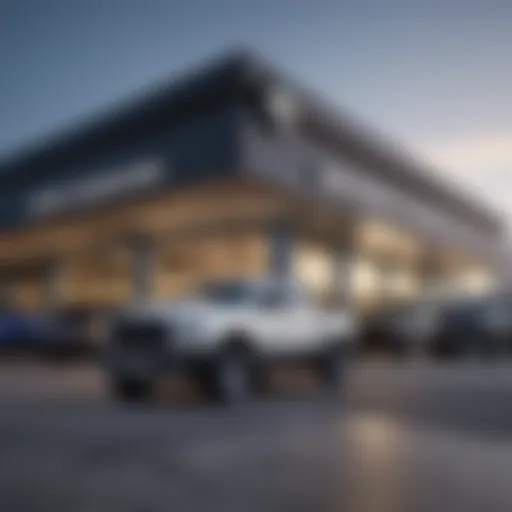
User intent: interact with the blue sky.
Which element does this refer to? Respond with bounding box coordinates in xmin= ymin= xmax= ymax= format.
xmin=1 ymin=0 xmax=511 ymax=222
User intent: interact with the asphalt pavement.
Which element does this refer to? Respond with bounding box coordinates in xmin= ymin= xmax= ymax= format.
xmin=0 ymin=360 xmax=511 ymax=511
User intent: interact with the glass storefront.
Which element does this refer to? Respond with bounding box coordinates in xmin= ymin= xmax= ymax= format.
xmin=293 ymin=239 xmax=334 ymax=305
xmin=0 ymin=185 xmax=498 ymax=313
xmin=154 ymin=229 xmax=269 ymax=301
xmin=65 ymin=246 xmax=133 ymax=307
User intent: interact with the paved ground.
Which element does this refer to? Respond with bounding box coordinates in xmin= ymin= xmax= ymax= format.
xmin=0 ymin=360 xmax=511 ymax=511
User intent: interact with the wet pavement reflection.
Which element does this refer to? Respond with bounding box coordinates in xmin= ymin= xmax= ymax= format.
xmin=0 ymin=361 xmax=511 ymax=511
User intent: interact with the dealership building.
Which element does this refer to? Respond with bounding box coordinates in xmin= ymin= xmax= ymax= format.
xmin=0 ymin=51 xmax=505 ymax=313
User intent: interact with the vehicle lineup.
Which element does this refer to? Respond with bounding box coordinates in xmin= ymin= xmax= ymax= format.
xmin=2 ymin=275 xmax=511 ymax=407
xmin=361 ymin=291 xmax=512 ymax=359
xmin=103 ymin=279 xmax=357 ymax=405
xmin=430 ymin=292 xmax=512 ymax=359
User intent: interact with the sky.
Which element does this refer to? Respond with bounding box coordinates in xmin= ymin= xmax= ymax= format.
xmin=1 ymin=0 xmax=511 ymax=225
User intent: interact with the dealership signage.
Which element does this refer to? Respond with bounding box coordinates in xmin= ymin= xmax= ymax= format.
xmin=27 ymin=158 xmax=166 ymax=218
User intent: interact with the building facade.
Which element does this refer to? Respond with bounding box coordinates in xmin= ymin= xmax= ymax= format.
xmin=0 ymin=51 xmax=504 ymax=312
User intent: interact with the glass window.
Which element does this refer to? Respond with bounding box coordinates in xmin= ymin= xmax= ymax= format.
xmin=286 ymin=283 xmax=312 ymax=307
xmin=258 ymin=285 xmax=288 ymax=309
xmin=199 ymin=281 xmax=256 ymax=305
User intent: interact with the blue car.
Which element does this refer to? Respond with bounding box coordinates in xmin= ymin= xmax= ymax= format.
xmin=0 ymin=307 xmax=106 ymax=360
xmin=0 ymin=312 xmax=55 ymax=353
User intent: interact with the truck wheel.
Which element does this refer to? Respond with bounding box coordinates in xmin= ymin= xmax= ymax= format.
xmin=210 ymin=347 xmax=253 ymax=406
xmin=111 ymin=377 xmax=153 ymax=403
xmin=318 ymin=345 xmax=348 ymax=393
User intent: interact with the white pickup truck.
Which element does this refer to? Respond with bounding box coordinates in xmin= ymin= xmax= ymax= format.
xmin=104 ymin=278 xmax=357 ymax=404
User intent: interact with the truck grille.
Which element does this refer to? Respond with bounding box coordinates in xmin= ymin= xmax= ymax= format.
xmin=112 ymin=321 xmax=168 ymax=351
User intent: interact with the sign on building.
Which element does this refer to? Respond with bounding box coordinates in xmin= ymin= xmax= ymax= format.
xmin=27 ymin=159 xmax=166 ymax=218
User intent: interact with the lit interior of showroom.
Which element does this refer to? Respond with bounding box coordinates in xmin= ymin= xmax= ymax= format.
xmin=0 ymin=177 xmax=495 ymax=313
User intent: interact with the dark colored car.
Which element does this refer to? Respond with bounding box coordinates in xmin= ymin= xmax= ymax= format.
xmin=0 ymin=311 xmax=55 ymax=356
xmin=360 ymin=299 xmax=446 ymax=357
xmin=360 ymin=305 xmax=411 ymax=356
xmin=430 ymin=294 xmax=512 ymax=359
xmin=47 ymin=306 xmax=112 ymax=360
xmin=0 ymin=307 xmax=108 ymax=360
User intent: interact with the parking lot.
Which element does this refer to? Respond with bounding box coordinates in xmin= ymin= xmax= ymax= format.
xmin=0 ymin=360 xmax=511 ymax=511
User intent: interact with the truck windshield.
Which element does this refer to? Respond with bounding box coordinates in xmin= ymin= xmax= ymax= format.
xmin=443 ymin=299 xmax=484 ymax=323
xmin=199 ymin=281 xmax=254 ymax=304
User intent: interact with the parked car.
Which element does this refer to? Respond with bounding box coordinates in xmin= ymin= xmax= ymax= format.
xmin=0 ymin=306 xmax=108 ymax=361
xmin=430 ymin=293 xmax=512 ymax=359
xmin=52 ymin=306 xmax=113 ymax=360
xmin=103 ymin=278 xmax=357 ymax=404
xmin=0 ymin=310 xmax=55 ymax=356
xmin=361 ymin=298 xmax=448 ymax=357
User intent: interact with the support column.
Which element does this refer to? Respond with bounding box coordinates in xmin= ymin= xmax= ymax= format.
xmin=0 ymin=271 xmax=12 ymax=311
xmin=376 ymin=256 xmax=398 ymax=307
xmin=332 ymin=226 xmax=357 ymax=308
xmin=418 ymin=252 xmax=445 ymax=297
xmin=43 ymin=258 xmax=64 ymax=310
xmin=268 ymin=220 xmax=295 ymax=282
xmin=131 ymin=236 xmax=156 ymax=302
